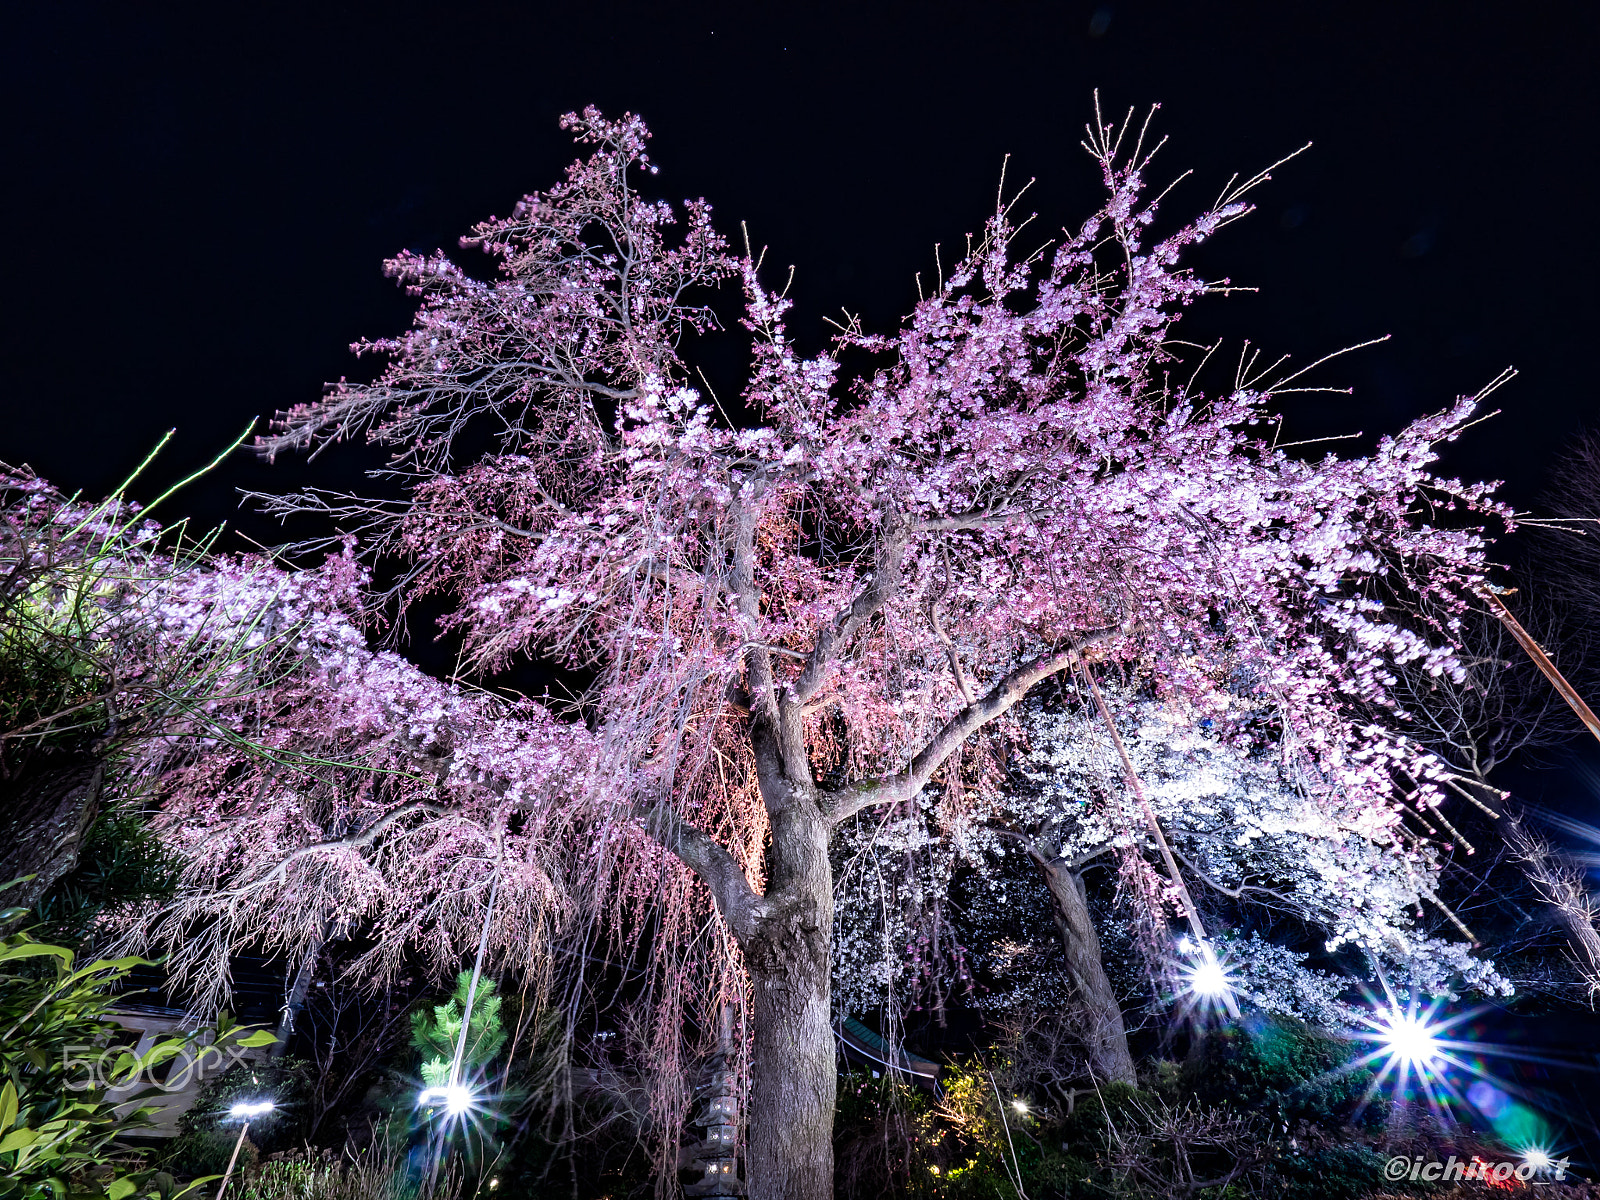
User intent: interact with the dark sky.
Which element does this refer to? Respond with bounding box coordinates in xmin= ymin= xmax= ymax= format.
xmin=4 ymin=0 xmax=1597 ymax=535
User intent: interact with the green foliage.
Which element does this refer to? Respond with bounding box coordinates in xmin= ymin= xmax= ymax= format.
xmin=232 ymin=1138 xmax=462 ymax=1200
xmin=409 ymin=974 xmax=505 ymax=1088
xmin=0 ymin=588 xmax=109 ymax=758
xmin=833 ymin=1065 xmax=1099 ymax=1200
xmin=827 ymin=1041 xmax=1394 ymax=1200
xmin=1175 ymin=1013 xmax=1381 ymax=1126
xmin=1057 ymin=1079 xmax=1144 ymax=1148
xmin=30 ymin=805 xmax=180 ymax=949
xmin=1270 ymin=1145 xmax=1390 ymax=1200
xmin=0 ymin=892 xmax=274 ymax=1199
xmin=832 ymin=1070 xmax=938 ymax=1198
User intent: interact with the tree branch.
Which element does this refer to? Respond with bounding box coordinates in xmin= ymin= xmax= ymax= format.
xmin=824 ymin=620 xmax=1133 ymax=823
xmin=784 ymin=515 xmax=908 ymax=709
xmin=215 ymin=802 xmax=449 ymax=899
xmin=639 ymin=803 xmax=761 ymax=942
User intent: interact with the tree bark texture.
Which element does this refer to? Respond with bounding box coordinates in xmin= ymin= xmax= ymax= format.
xmin=1033 ymin=853 xmax=1136 ymax=1086
xmin=741 ymin=796 xmax=836 ymax=1200
xmin=0 ymin=753 xmax=104 ymax=915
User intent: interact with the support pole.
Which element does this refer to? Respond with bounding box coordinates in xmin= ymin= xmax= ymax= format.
xmin=215 ymin=1122 xmax=251 ymax=1200
xmin=1485 ymin=590 xmax=1600 ymax=746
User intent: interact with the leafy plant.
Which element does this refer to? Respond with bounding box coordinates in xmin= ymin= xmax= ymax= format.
xmin=29 ymin=803 xmax=180 ymax=950
xmin=0 ymin=886 xmax=275 ymax=1199
xmin=1176 ymin=1013 xmax=1381 ymax=1127
xmin=235 ymin=1138 xmax=463 ymax=1200
xmin=409 ymin=973 xmax=505 ymax=1089
xmin=163 ymin=1057 xmax=314 ymax=1178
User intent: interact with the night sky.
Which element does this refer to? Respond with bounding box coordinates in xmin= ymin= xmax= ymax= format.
xmin=5 ymin=1 xmax=1596 ymax=528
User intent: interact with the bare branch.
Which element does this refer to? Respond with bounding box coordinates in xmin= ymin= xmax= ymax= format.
xmin=825 ymin=621 xmax=1131 ymax=823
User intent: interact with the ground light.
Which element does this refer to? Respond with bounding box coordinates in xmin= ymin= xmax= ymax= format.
xmin=1175 ymin=938 xmax=1239 ymax=1019
xmin=418 ymin=1083 xmax=476 ymax=1117
xmin=417 ymin=871 xmax=500 ymax=1125
xmin=1376 ymin=1007 xmax=1443 ymax=1069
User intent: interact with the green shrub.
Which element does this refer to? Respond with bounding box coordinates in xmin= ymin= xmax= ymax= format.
xmin=409 ymin=974 xmax=505 ymax=1090
xmin=29 ymin=803 xmax=181 ymax=950
xmin=163 ymin=1058 xmax=315 ymax=1178
xmin=1271 ymin=1145 xmax=1390 ymax=1200
xmin=0 ymin=898 xmax=272 ymax=1200
xmin=235 ymin=1139 xmax=462 ymax=1200
xmin=1179 ymin=1014 xmax=1379 ymax=1126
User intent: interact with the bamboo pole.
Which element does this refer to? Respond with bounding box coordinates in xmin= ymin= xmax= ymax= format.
xmin=1484 ymin=590 xmax=1600 ymax=745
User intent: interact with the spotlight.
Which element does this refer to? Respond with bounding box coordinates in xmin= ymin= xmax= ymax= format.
xmin=1182 ymin=945 xmax=1234 ymax=1000
xmin=418 ymin=1083 xmax=475 ymax=1115
xmin=1190 ymin=959 xmax=1230 ymax=997
xmin=1523 ymin=1148 xmax=1552 ymax=1171
xmin=1376 ymin=1007 xmax=1441 ymax=1068
xmin=1012 ymin=1100 xmax=1028 ymax=1113
xmin=217 ymin=1100 xmax=275 ymax=1199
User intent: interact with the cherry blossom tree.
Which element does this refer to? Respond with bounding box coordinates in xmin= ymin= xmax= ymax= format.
xmin=126 ymin=105 xmax=1514 ymax=1200
xmin=835 ymin=686 xmax=1513 ymax=1088
xmin=0 ymin=441 xmax=285 ymax=915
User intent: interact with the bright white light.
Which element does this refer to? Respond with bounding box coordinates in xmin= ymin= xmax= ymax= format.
xmin=1012 ymin=1100 xmax=1028 ymax=1113
xmin=417 ymin=1084 xmax=474 ymax=1115
xmin=1523 ymin=1148 xmax=1552 ymax=1171
xmin=1377 ymin=1008 xmax=1441 ymax=1068
xmin=1183 ymin=950 xmax=1234 ymax=1000
xmin=229 ymin=1100 xmax=274 ymax=1119
xmin=1176 ymin=935 xmax=1195 ymax=955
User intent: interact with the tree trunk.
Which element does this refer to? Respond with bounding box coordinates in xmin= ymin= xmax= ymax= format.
xmin=1032 ymin=852 xmax=1136 ymax=1085
xmin=742 ymin=805 xmax=836 ymax=1200
xmin=271 ymin=924 xmax=326 ymax=1058
xmin=0 ymin=753 xmax=104 ymax=916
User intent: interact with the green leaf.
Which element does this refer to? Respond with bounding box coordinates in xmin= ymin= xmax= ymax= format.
xmin=0 ymin=1127 xmax=40 ymax=1153
xmin=106 ymin=1177 xmax=137 ymax=1200
xmin=235 ymin=1029 xmax=278 ymax=1049
xmin=0 ymin=1082 xmax=15 ymax=1132
xmin=169 ymin=1176 xmax=221 ymax=1200
xmin=73 ymin=956 xmax=154 ymax=976
xmin=0 ymin=943 xmax=74 ymax=966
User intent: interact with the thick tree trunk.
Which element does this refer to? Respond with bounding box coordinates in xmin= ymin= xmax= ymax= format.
xmin=0 ymin=753 xmax=104 ymax=915
xmin=1032 ymin=852 xmax=1136 ymax=1086
xmin=742 ymin=806 xmax=836 ymax=1200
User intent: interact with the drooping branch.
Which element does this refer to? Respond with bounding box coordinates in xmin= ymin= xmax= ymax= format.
xmin=639 ymin=802 xmax=762 ymax=942
xmin=211 ymin=801 xmax=450 ymax=900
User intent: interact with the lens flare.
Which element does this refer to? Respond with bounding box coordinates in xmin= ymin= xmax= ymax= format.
xmin=1172 ymin=939 xmax=1239 ymax=1020
xmin=1188 ymin=956 xmax=1233 ymax=999
xmin=417 ymin=1083 xmax=475 ymax=1116
xmin=1376 ymin=1007 xmax=1442 ymax=1068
